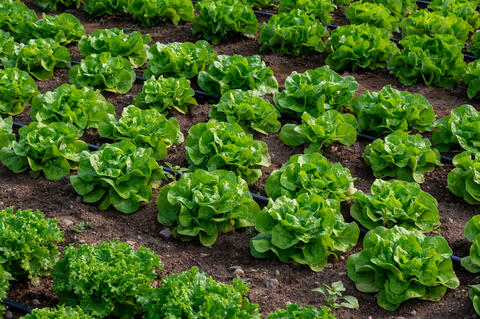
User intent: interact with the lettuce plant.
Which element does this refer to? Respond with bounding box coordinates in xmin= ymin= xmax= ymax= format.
xmin=465 ymin=61 xmax=480 ymax=99
xmin=362 ymin=0 xmax=417 ymax=17
xmin=462 ymin=215 xmax=480 ymax=273
xmin=468 ymin=31 xmax=480 ymax=58
xmin=98 ymin=105 xmax=184 ymax=160
xmin=364 ymin=131 xmax=442 ymax=183
xmin=133 ymin=75 xmax=197 ymax=114
xmin=21 ymin=306 xmax=91 ymax=319
xmin=428 ymin=0 xmax=480 ymax=30
xmin=70 ymin=140 xmax=165 ymax=214
xmin=30 ymin=84 xmax=115 ymax=131
xmin=334 ymin=0 xmax=352 ymax=6
xmin=0 ymin=117 xmax=15 ymax=149
xmin=354 ymin=85 xmax=435 ymax=135
xmin=347 ymin=226 xmax=459 ymax=311
xmin=432 ymin=104 xmax=480 ymax=153
xmin=144 ymin=41 xmax=217 ymax=79
xmin=0 ymin=67 xmax=38 ymax=116
xmin=0 ymin=122 xmax=88 ymax=181
xmin=258 ymin=9 xmax=329 ymax=56
xmin=209 ymin=89 xmax=281 ymax=135
xmin=27 ymin=13 xmax=85 ymax=45
xmin=128 ymin=0 xmax=195 ymax=26
xmin=387 ymin=34 xmax=466 ymax=87
xmin=279 ymin=110 xmax=358 ymax=153
xmin=268 ymin=303 xmax=336 ymax=319
xmin=345 ymin=1 xmax=399 ymax=32
xmin=79 ymin=28 xmax=151 ymax=68
xmin=274 ymin=66 xmax=358 ymax=117
xmin=447 ymin=152 xmax=480 ymax=205
xmin=470 ymin=284 xmax=480 ymax=316
xmin=10 ymin=39 xmax=71 ymax=81
xmin=53 ymin=240 xmax=162 ymax=318
xmin=399 ymin=10 xmax=471 ymax=42
xmin=157 ymin=169 xmax=260 ymax=246
xmin=245 ymin=0 xmax=275 ymax=8
xmin=351 ymin=179 xmax=440 ymax=232
xmin=198 ymin=54 xmax=278 ymax=96
xmin=0 ymin=266 xmax=11 ymax=319
xmin=278 ymin=0 xmax=335 ymax=24
xmin=192 ymin=0 xmax=258 ymax=45
xmin=186 ymin=119 xmax=271 ymax=183
xmin=83 ymin=0 xmax=128 ymax=16
xmin=325 ymin=24 xmax=399 ymax=71
xmin=139 ymin=267 xmax=261 ymax=319
xmin=250 ymin=193 xmax=359 ymax=271
xmin=69 ymin=52 xmax=136 ymax=94
xmin=265 ymin=153 xmax=356 ymax=202
xmin=0 ymin=1 xmax=37 ymax=40
xmin=34 ymin=0 xmax=82 ymax=11
xmin=0 ymin=30 xmax=15 ymax=67
xmin=0 ymin=207 xmax=64 ymax=286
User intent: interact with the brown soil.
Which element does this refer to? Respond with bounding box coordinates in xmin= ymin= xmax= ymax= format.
xmin=3 ymin=2 xmax=480 ymax=318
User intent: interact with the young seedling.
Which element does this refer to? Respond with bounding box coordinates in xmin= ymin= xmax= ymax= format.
xmin=313 ymin=281 xmax=359 ymax=310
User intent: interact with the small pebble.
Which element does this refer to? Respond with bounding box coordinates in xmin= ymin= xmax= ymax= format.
xmin=75 ymin=196 xmax=82 ymax=203
xmin=32 ymin=299 xmax=40 ymax=306
xmin=411 ymin=310 xmax=417 ymax=316
xmin=338 ymin=272 xmax=346 ymax=276
xmin=5 ymin=310 xmax=13 ymax=319
xmin=229 ymin=265 xmax=242 ymax=271
xmin=325 ymin=263 xmax=333 ymax=269
xmin=233 ymin=268 xmax=245 ymax=276
xmin=448 ymin=218 xmax=454 ymax=223
xmin=200 ymin=253 xmax=209 ymax=258
xmin=59 ymin=218 xmax=74 ymax=227
xmin=127 ymin=240 xmax=136 ymax=246
xmin=159 ymin=228 xmax=173 ymax=239
xmin=340 ymin=255 xmax=345 ymax=261
xmin=266 ymin=278 xmax=279 ymax=290
xmin=274 ymin=270 xmax=280 ymax=277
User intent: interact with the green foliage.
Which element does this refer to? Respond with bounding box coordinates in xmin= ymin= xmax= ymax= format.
xmin=333 ymin=0 xmax=352 ymax=6
xmin=387 ymin=34 xmax=466 ymax=87
xmin=244 ymin=0 xmax=275 ymax=8
xmin=448 ymin=152 xmax=480 ymax=205
xmin=250 ymin=193 xmax=359 ymax=271
xmin=185 ymin=119 xmax=271 ymax=183
xmin=139 ymin=266 xmax=261 ymax=319
xmin=9 ymin=38 xmax=71 ymax=81
xmin=268 ymin=303 xmax=337 ymax=318
xmin=83 ymin=0 xmax=128 ymax=16
xmin=133 ymin=75 xmax=197 ymax=114
xmin=79 ymin=28 xmax=151 ymax=68
xmin=192 ymin=0 xmax=258 ymax=45
xmin=348 ymin=226 xmax=459 ymax=311
xmin=325 ymin=24 xmax=398 ymax=71
xmin=34 ymin=0 xmax=82 ymax=11
xmin=69 ymin=52 xmax=136 ymax=94
xmin=313 ymin=281 xmax=359 ymax=310
xmin=157 ymin=169 xmax=260 ymax=246
xmin=30 ymin=84 xmax=115 ymax=131
xmin=362 ymin=0 xmax=417 ymax=17
xmin=98 ymin=105 xmax=184 ymax=160
xmin=0 ymin=122 xmax=88 ymax=181
xmin=0 ymin=266 xmax=11 ymax=318
xmin=278 ymin=0 xmax=335 ymax=24
xmin=0 ymin=116 xmax=15 ymax=150
xmin=0 ymin=30 xmax=15 ymax=67
xmin=53 ymin=240 xmax=162 ymax=318
xmin=0 ymin=67 xmax=38 ymax=116
xmin=0 ymin=1 xmax=37 ymax=41
xmin=265 ymin=153 xmax=356 ymax=202
xmin=345 ymin=1 xmax=399 ymax=32
xmin=465 ymin=60 xmax=480 ymax=100
xmin=70 ymin=140 xmax=166 ymax=214
xmin=399 ymin=9 xmax=471 ymax=42
xmin=27 ymin=13 xmax=85 ymax=45
xmin=279 ymin=110 xmax=358 ymax=153
xmin=364 ymin=131 xmax=442 ymax=183
xmin=128 ymin=0 xmax=194 ymax=26
xmin=0 ymin=207 xmax=64 ymax=286
xmin=21 ymin=306 xmax=92 ymax=319
xmin=209 ymin=89 xmax=281 ymax=135
xmin=432 ymin=104 xmax=480 ymax=153
xmin=468 ymin=31 xmax=480 ymax=58
xmin=470 ymin=284 xmax=480 ymax=316
xmin=144 ymin=40 xmax=217 ymax=79
xmin=354 ymin=85 xmax=435 ymax=135
xmin=351 ymin=179 xmax=440 ymax=232
xmin=462 ymin=215 xmax=480 ymax=273
xmin=274 ymin=66 xmax=358 ymax=117
xmin=198 ymin=54 xmax=278 ymax=96
xmin=428 ymin=0 xmax=480 ymax=30
xmin=258 ymin=9 xmax=329 ymax=56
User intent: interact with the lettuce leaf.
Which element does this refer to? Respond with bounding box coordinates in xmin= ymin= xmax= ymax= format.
xmin=20 ymin=306 xmax=91 ymax=319
xmin=34 ymin=0 xmax=82 ymax=11
xmin=0 ymin=116 xmax=15 ymax=149
xmin=428 ymin=0 xmax=480 ymax=30
xmin=0 ymin=266 xmax=11 ymax=318
xmin=278 ymin=0 xmax=335 ymax=24
xmin=465 ymin=60 xmax=480 ymax=99
xmin=462 ymin=215 xmax=480 ymax=273
xmin=83 ymin=0 xmax=128 ymax=16
xmin=0 ymin=30 xmax=15 ymax=67
xmin=468 ymin=30 xmax=480 ymax=57
xmin=362 ymin=0 xmax=417 ymax=17
xmin=447 ymin=152 xmax=480 ymax=205
xmin=268 ymin=303 xmax=336 ymax=319
xmin=27 ymin=13 xmax=85 ymax=45
xmin=470 ymin=284 xmax=480 ymax=316
xmin=345 ymin=1 xmax=399 ymax=32
xmin=0 ymin=67 xmax=38 ymax=116
xmin=127 ymin=0 xmax=194 ymax=26
xmin=0 ymin=1 xmax=37 ymax=41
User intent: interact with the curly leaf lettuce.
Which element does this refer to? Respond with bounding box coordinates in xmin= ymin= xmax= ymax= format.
xmin=345 ymin=1 xmax=399 ymax=32
xmin=362 ymin=0 xmax=417 ymax=17
xmin=21 ymin=306 xmax=92 ymax=319
xmin=351 ymin=179 xmax=440 ymax=232
xmin=265 ymin=152 xmax=356 ymax=201
xmin=185 ymin=119 xmax=271 ymax=183
xmin=83 ymin=0 xmax=128 ymax=16
xmin=279 ymin=110 xmax=358 ymax=153
xmin=0 ymin=1 xmax=37 ymax=40
xmin=0 ymin=30 xmax=16 ymax=67
xmin=128 ymin=0 xmax=194 ymax=26
xmin=198 ymin=54 xmax=278 ymax=96
xmin=250 ymin=194 xmax=359 ymax=271
xmin=258 ymin=9 xmax=329 ymax=56
xmin=0 ymin=266 xmax=11 ymax=318
xmin=0 ymin=67 xmax=38 ymax=116
xmin=0 ymin=116 xmax=15 ymax=149
xmin=157 ymin=169 xmax=260 ymax=246
xmin=27 ymin=13 xmax=85 ymax=45
xmin=465 ymin=60 xmax=480 ymax=100
xmin=34 ymin=0 xmax=82 ymax=11
xmin=470 ymin=284 xmax=480 ymax=316
xmin=278 ymin=0 xmax=334 ymax=24
xmin=447 ymin=152 xmax=480 ymax=205
xmin=268 ymin=303 xmax=336 ymax=319
xmin=347 ymin=226 xmax=459 ymax=311
xmin=462 ymin=215 xmax=480 ymax=273
xmin=274 ymin=66 xmax=358 ymax=116
xmin=363 ymin=131 xmax=442 ymax=183
xmin=428 ymin=0 xmax=480 ymax=30
xmin=468 ymin=31 xmax=480 ymax=58
xmin=354 ymin=85 xmax=435 ymax=135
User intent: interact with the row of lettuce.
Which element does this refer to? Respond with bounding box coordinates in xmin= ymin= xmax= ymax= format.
xmin=0 ymin=207 xmax=338 ymax=318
